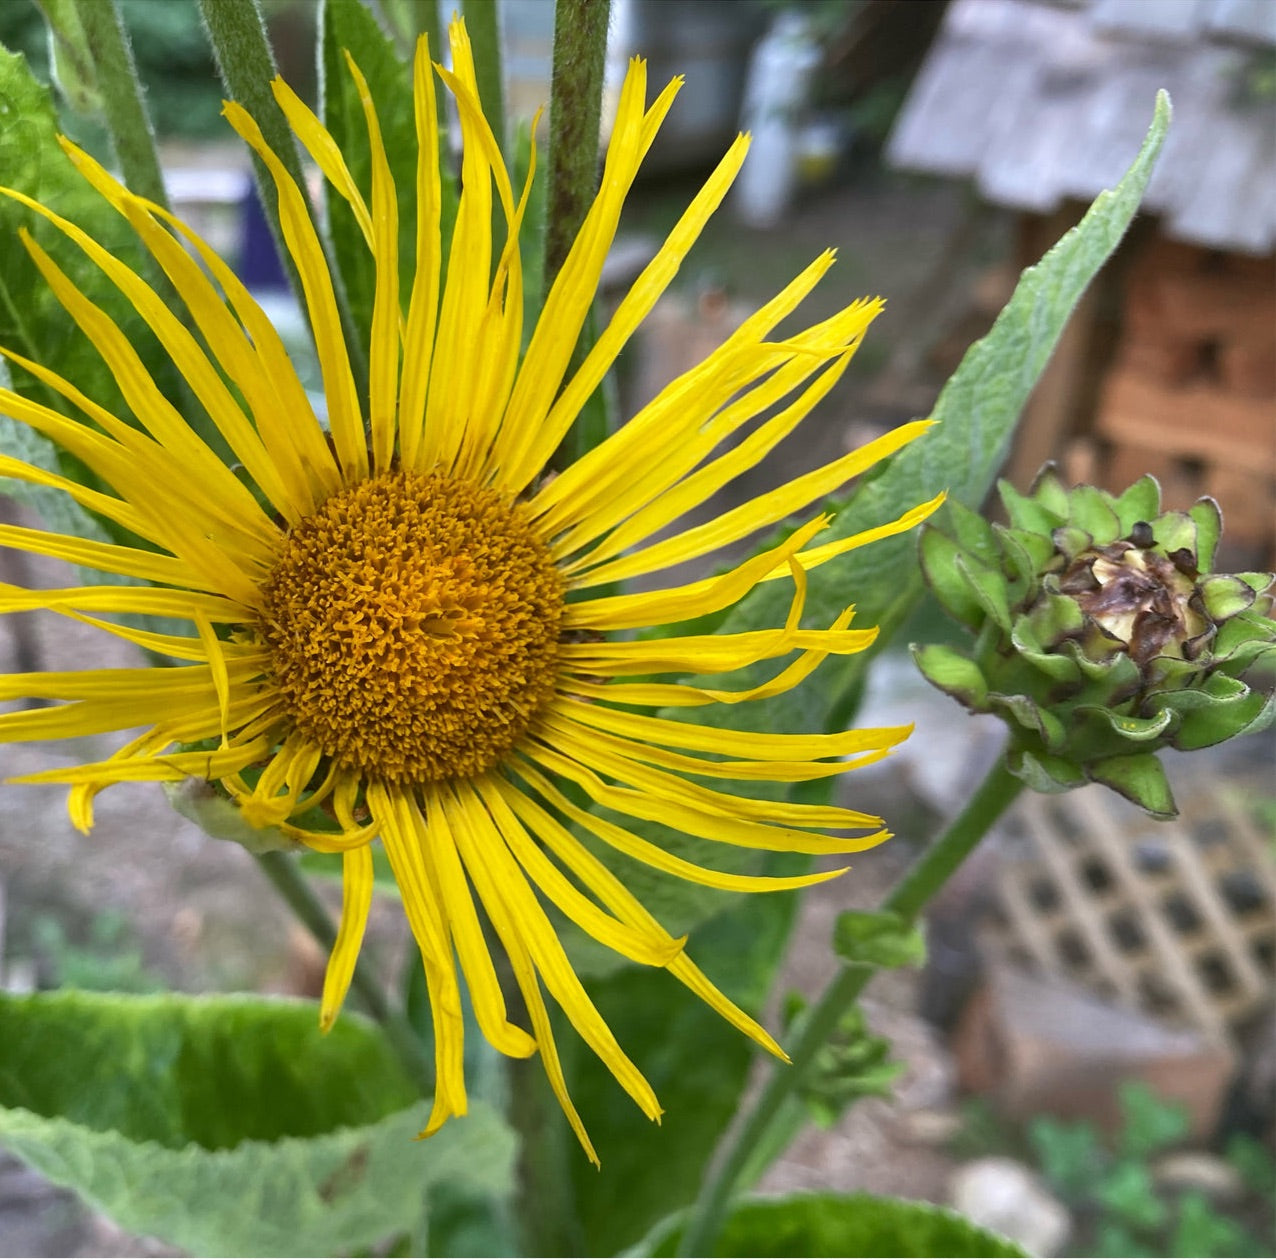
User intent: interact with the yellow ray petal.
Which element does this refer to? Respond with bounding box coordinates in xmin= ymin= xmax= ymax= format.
xmin=343 ymin=53 xmax=401 ymax=474
xmin=0 ymin=522 xmax=201 ymax=588
xmin=412 ymin=787 xmax=536 ymax=1059
xmin=0 ymin=452 xmax=151 ymax=541
xmin=495 ymin=771 xmax=789 ymax=1058
xmin=0 ymin=582 xmax=247 ymax=624
xmin=499 ymin=133 xmax=751 ymax=489
xmin=11 ymin=225 xmax=282 ymax=543
xmin=223 ymin=101 xmax=368 ymax=484
xmin=563 ymin=515 xmax=826 ymax=631
xmin=525 ymin=740 xmax=887 ymax=857
xmin=493 ymin=58 xmax=682 ymax=490
xmin=0 ymin=361 xmax=270 ymax=605
xmin=60 ymin=139 xmax=334 ymax=512
xmin=505 ymin=760 xmax=846 ymax=895
xmin=553 ymin=694 xmax=910 ymax=766
xmin=473 ymin=775 xmax=685 ymax=968
xmin=319 ymin=845 xmax=374 ymax=1031
xmin=576 ymin=418 xmax=934 ymax=587
xmin=397 ymin=33 xmax=443 ymax=474
xmin=772 ymin=492 xmax=948 ymax=579
xmin=1 ymin=186 xmax=304 ymax=520
xmin=416 ymin=22 xmax=494 ymax=474
xmin=445 ymin=781 xmax=662 ymax=1125
xmin=529 ymin=249 xmax=837 ymax=529
xmin=368 ymin=781 xmax=467 ymax=1135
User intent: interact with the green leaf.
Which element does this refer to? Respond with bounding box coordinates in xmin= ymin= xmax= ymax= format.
xmin=0 ymin=990 xmax=517 ymax=1255
xmin=0 ymin=990 xmax=417 ymax=1147
xmin=957 ymin=553 xmax=1012 ymax=632
xmin=639 ymin=1191 xmax=1027 ymax=1257
xmin=1000 ymin=478 xmax=1064 ymax=535
xmin=0 ymin=46 xmax=188 ymax=471
xmin=1088 ymin=752 xmax=1176 ymax=818
xmin=712 ymin=91 xmax=1172 ymax=735
xmin=1081 ymin=705 xmax=1175 ymax=742
xmin=1117 ymin=1080 xmax=1190 ymax=1159
xmin=1187 ymin=497 xmax=1221 ymax=571
xmin=1028 ymin=1114 xmax=1104 ymax=1199
xmin=832 ymin=909 xmax=926 ymax=969
xmin=1098 ymin=1160 xmax=1168 ymax=1231
xmin=919 ymin=525 xmax=986 ymax=628
xmin=1067 ymin=483 xmax=1122 ymax=543
xmin=566 ymin=885 xmax=802 ymax=1256
xmin=912 ymin=642 xmax=988 ymax=708
xmin=1199 ymin=574 xmax=1256 ymax=621
xmin=2 ymin=1103 xmax=515 ymax=1258
xmin=1007 ymin=747 xmax=1086 ymax=793
xmin=1113 ymin=475 xmax=1162 ymax=536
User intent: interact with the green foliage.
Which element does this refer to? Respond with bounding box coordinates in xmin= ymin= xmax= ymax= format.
xmin=1023 ymin=1081 xmax=1273 ymax=1259
xmin=31 ymin=910 xmax=164 ymax=993
xmin=788 ymin=999 xmax=903 ymax=1127
xmin=640 ymin=1190 xmax=1027 ymax=1257
xmin=0 ymin=991 xmax=517 ymax=1255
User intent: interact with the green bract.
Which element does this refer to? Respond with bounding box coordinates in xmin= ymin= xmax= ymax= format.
xmin=912 ymin=466 xmax=1276 ymax=818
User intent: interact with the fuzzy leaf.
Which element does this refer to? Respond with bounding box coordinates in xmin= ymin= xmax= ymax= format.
xmin=0 ymin=990 xmax=517 ymax=1256
xmin=639 ymin=1191 xmax=1026 ymax=1257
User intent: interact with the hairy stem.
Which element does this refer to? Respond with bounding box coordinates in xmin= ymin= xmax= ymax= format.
xmin=543 ymin=0 xmax=609 ymax=289
xmin=69 ymin=0 xmax=169 ymax=211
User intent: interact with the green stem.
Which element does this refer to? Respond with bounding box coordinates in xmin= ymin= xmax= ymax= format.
xmin=463 ymin=0 xmax=506 ymax=157
xmin=198 ymin=0 xmax=368 ymax=395
xmin=677 ymin=758 xmax=1024 ymax=1256
xmin=69 ymin=0 xmax=169 ymax=211
xmin=254 ymin=850 xmax=434 ymax=1093
xmin=543 ymin=0 xmax=609 ymax=291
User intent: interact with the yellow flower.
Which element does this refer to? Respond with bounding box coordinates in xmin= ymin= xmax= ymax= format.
xmin=0 ymin=21 xmax=938 ymax=1161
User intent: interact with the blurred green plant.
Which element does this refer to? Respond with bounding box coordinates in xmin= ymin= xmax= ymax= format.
xmin=32 ymin=909 xmax=163 ymax=993
xmin=1027 ymin=1082 xmax=1273 ymax=1259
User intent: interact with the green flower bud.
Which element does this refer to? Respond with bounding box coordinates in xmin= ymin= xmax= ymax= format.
xmin=912 ymin=466 xmax=1276 ymax=817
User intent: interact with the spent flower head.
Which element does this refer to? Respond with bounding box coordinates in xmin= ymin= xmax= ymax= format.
xmin=913 ymin=465 xmax=1276 ymax=818
xmin=0 ymin=20 xmax=939 ymax=1159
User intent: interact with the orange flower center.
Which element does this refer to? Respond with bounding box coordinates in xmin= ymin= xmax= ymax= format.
xmin=259 ymin=470 xmax=564 ymax=783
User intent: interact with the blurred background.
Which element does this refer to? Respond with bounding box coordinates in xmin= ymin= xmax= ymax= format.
xmin=0 ymin=1 xmax=1272 ymax=1255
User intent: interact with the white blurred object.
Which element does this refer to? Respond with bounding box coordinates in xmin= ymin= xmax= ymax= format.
xmin=733 ymin=12 xmax=822 ymax=229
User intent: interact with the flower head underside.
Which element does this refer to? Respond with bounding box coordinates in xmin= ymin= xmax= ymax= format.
xmin=0 ymin=20 xmax=940 ymax=1161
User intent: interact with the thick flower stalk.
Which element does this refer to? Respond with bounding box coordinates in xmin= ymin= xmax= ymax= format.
xmin=913 ymin=466 xmax=1276 ymax=817
xmin=0 ymin=21 xmax=940 ymax=1160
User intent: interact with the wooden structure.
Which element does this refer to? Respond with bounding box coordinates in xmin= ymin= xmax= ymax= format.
xmin=888 ymin=0 xmax=1276 ymax=565
xmin=981 ymin=784 xmax=1276 ymax=1043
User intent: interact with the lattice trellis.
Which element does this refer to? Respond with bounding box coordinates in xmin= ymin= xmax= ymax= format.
xmin=980 ymin=781 xmax=1276 ymax=1042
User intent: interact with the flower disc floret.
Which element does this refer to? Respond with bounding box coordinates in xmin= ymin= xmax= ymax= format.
xmin=259 ymin=470 xmax=564 ymax=783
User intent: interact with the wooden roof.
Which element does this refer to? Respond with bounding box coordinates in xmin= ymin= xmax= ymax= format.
xmin=887 ymin=0 xmax=1276 ymax=254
